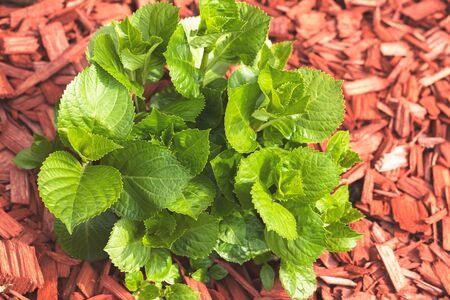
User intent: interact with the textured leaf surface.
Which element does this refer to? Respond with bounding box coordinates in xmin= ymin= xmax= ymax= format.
xmin=54 ymin=212 xmax=117 ymax=260
xmin=251 ymin=182 xmax=298 ymax=240
xmin=326 ymin=131 xmax=360 ymax=172
xmin=168 ymin=176 xmax=216 ymax=219
xmin=210 ymin=149 xmax=241 ymax=201
xmin=279 ymin=261 xmax=316 ymax=300
xmin=171 ymin=213 xmax=219 ymax=259
xmin=145 ymin=248 xmax=173 ymax=282
xmin=105 ymin=219 xmax=151 ymax=272
xmin=65 ymin=128 xmax=122 ymax=161
xmin=165 ymin=25 xmax=203 ymax=99
xmin=14 ymin=135 xmax=59 ymax=170
xmin=165 ymin=284 xmax=199 ymax=300
xmin=265 ymin=204 xmax=326 ymax=266
xmin=325 ymin=222 xmax=362 ymax=252
xmin=58 ymin=65 xmax=134 ymax=141
xmin=132 ymin=109 xmax=187 ymax=140
xmin=102 ymin=141 xmax=191 ymax=220
xmin=172 ymin=129 xmax=210 ymax=175
xmin=38 ymin=151 xmax=122 ymax=233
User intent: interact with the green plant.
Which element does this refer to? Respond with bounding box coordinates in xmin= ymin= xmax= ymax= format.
xmin=15 ymin=1 xmax=363 ymax=298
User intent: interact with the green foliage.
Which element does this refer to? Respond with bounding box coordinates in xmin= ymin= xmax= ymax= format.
xmin=20 ymin=1 xmax=363 ymax=299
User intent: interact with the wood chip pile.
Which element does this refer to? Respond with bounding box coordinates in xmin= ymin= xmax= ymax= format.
xmin=0 ymin=0 xmax=449 ymax=299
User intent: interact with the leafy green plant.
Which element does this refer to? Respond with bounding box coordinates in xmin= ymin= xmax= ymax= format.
xmin=15 ymin=0 xmax=364 ymax=298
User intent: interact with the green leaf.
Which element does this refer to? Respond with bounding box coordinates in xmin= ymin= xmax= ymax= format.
xmin=192 ymin=267 xmax=209 ymax=283
xmin=165 ymin=25 xmax=203 ymax=99
xmin=260 ymin=263 xmax=275 ymax=291
xmin=326 ymin=131 xmax=361 ymax=172
xmin=251 ymin=182 xmax=298 ymax=240
xmin=58 ymin=65 xmax=134 ymax=141
xmin=197 ymin=78 xmax=227 ymax=129
xmin=225 ymin=68 xmax=262 ymax=153
xmin=208 ymin=264 xmax=228 ymax=280
xmin=38 ymin=151 xmax=122 ymax=233
xmin=210 ymin=149 xmax=241 ymax=201
xmin=54 ymin=211 xmax=117 ymax=261
xmin=130 ymin=2 xmax=179 ymax=49
xmin=255 ymin=41 xmax=293 ymax=70
xmin=125 ymin=271 xmax=144 ymax=292
xmin=279 ymin=261 xmax=316 ymax=300
xmin=91 ymin=34 xmax=144 ymax=96
xmin=291 ymin=68 xmax=344 ymax=143
xmin=165 ymin=284 xmax=199 ymax=300
xmin=265 ymin=204 xmax=326 ymax=266
xmin=104 ymin=219 xmax=151 ymax=272
xmin=168 ymin=176 xmax=216 ymax=219
xmin=145 ymin=248 xmax=173 ymax=282
xmin=65 ymin=128 xmax=122 ymax=161
xmin=325 ymin=222 xmax=362 ymax=252
xmin=171 ymin=213 xmax=219 ymax=259
xmin=132 ymin=109 xmax=187 ymax=140
xmin=143 ymin=211 xmax=177 ymax=247
xmin=199 ymin=0 xmax=239 ymax=33
xmin=215 ymin=211 xmax=268 ymax=264
xmin=316 ymin=185 xmax=363 ymax=225
xmin=172 ymin=129 xmax=210 ymax=175
xmin=289 ymin=147 xmax=340 ymax=201
xmin=14 ymin=135 xmax=60 ymax=170
xmin=134 ymin=282 xmax=160 ymax=300
xmin=102 ymin=141 xmax=192 ymax=220
xmin=113 ymin=18 xmax=146 ymax=53
xmin=150 ymin=86 xmax=205 ymax=122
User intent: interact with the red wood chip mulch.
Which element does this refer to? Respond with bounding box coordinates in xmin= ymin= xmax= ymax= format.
xmin=0 ymin=0 xmax=449 ymax=299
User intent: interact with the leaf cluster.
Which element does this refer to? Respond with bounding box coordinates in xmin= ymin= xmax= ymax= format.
xmin=14 ymin=1 xmax=363 ymax=299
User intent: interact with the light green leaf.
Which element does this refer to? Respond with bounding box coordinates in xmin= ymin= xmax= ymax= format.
xmin=168 ymin=176 xmax=216 ymax=219
xmin=125 ymin=271 xmax=144 ymax=292
xmin=325 ymin=222 xmax=362 ymax=252
xmin=54 ymin=211 xmax=117 ymax=261
xmin=132 ymin=109 xmax=187 ymax=140
xmin=192 ymin=268 xmax=209 ymax=283
xmin=91 ymin=34 xmax=144 ymax=96
xmin=134 ymin=283 xmax=160 ymax=300
xmin=14 ymin=135 xmax=60 ymax=170
xmin=105 ymin=219 xmax=151 ymax=272
xmin=279 ymin=261 xmax=316 ymax=300
xmin=165 ymin=283 xmax=199 ymax=300
xmin=58 ymin=65 xmax=134 ymax=141
xmin=251 ymin=182 xmax=298 ymax=240
xmin=65 ymin=128 xmax=122 ymax=161
xmin=289 ymin=147 xmax=340 ymax=201
xmin=172 ymin=129 xmax=210 ymax=175
xmin=130 ymin=3 xmax=179 ymax=49
xmin=276 ymin=168 xmax=304 ymax=199
xmin=260 ymin=263 xmax=275 ymax=291
xmin=215 ymin=211 xmax=268 ymax=264
xmin=143 ymin=211 xmax=177 ymax=248
xmin=210 ymin=149 xmax=241 ymax=201
xmin=171 ymin=213 xmax=219 ymax=259
xmin=102 ymin=141 xmax=192 ymax=220
xmin=265 ymin=204 xmax=326 ymax=266
xmin=145 ymin=248 xmax=173 ymax=282
xmin=225 ymin=75 xmax=262 ymax=153
xmin=326 ymin=131 xmax=361 ymax=172
xmin=165 ymin=25 xmax=203 ymax=99
xmin=199 ymin=0 xmax=239 ymax=33
xmin=113 ymin=18 xmax=145 ymax=53
xmin=150 ymin=86 xmax=205 ymax=122
xmin=38 ymin=151 xmax=122 ymax=233
xmin=255 ymin=41 xmax=293 ymax=70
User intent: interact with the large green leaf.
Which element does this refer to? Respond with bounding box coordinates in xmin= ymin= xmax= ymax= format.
xmin=104 ymin=219 xmax=151 ymax=272
xmin=199 ymin=0 xmax=239 ymax=33
xmin=168 ymin=176 xmax=216 ymax=219
xmin=165 ymin=284 xmax=199 ymax=300
xmin=210 ymin=149 xmax=241 ymax=201
xmin=165 ymin=25 xmax=203 ymax=99
xmin=54 ymin=212 xmax=117 ymax=260
xmin=215 ymin=211 xmax=268 ymax=264
xmin=145 ymin=248 xmax=173 ymax=282
xmin=131 ymin=3 xmax=179 ymax=49
xmin=65 ymin=128 xmax=122 ymax=162
xmin=279 ymin=261 xmax=316 ymax=300
xmin=171 ymin=213 xmax=219 ymax=259
xmin=265 ymin=204 xmax=326 ymax=266
xmin=172 ymin=129 xmax=210 ymax=175
xmin=251 ymin=182 xmax=298 ymax=240
xmin=225 ymin=67 xmax=262 ymax=153
xmin=57 ymin=65 xmax=134 ymax=141
xmin=38 ymin=151 xmax=122 ymax=233
xmin=102 ymin=141 xmax=192 ymax=220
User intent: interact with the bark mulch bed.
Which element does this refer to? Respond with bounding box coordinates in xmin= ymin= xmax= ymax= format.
xmin=0 ymin=0 xmax=449 ymax=299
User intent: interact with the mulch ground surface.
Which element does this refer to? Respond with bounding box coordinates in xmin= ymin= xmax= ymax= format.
xmin=0 ymin=0 xmax=449 ymax=299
